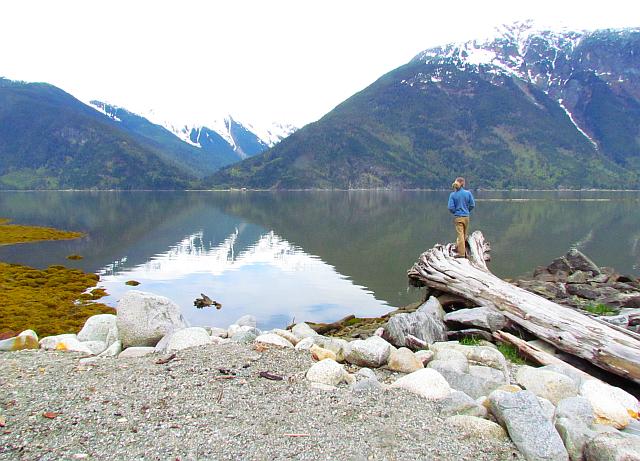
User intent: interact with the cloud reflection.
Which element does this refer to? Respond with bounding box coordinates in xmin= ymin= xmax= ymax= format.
xmin=97 ymin=230 xmax=391 ymax=329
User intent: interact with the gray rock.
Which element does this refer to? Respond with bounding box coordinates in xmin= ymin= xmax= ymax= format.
xmin=39 ymin=334 xmax=93 ymax=354
xmin=555 ymin=397 xmax=594 ymax=426
xmin=565 ymin=249 xmax=601 ymax=275
xmin=466 ymin=346 xmax=509 ymax=376
xmin=387 ymin=347 xmax=423 ymax=373
xmin=206 ymin=327 xmax=228 ymax=338
xmin=158 ymin=327 xmax=211 ymax=353
xmin=382 ymin=296 xmax=447 ymax=348
xmin=343 ymin=336 xmax=391 ymax=368
xmin=291 ymin=323 xmax=318 ymax=339
xmin=230 ymin=329 xmax=259 ymax=344
xmin=469 ymin=365 xmax=509 ymax=385
xmin=445 ymin=415 xmax=508 ymax=440
xmin=584 ymin=432 xmax=640 ymax=461
xmin=622 ymin=418 xmax=640 ymax=438
xmin=428 ymin=359 xmax=469 ymax=375
xmin=538 ymin=397 xmax=556 ymax=422
xmin=567 ymin=271 xmax=590 ymax=284
xmin=540 ymin=364 xmax=589 ymax=389
xmin=433 ymin=348 xmax=468 ymax=363
xmin=436 ymin=368 xmax=505 ymax=400
xmin=118 ymin=347 xmax=155 ymax=359
xmin=77 ymin=314 xmax=118 ymax=346
xmin=271 ymin=329 xmax=300 ymax=346
xmin=81 ymin=340 xmax=108 ymax=355
xmin=389 ymin=368 xmax=452 ymax=400
xmin=235 ymin=315 xmax=257 ymax=328
xmin=356 ymin=368 xmax=377 ymax=380
xmin=0 ymin=330 xmax=39 ymax=352
xmin=116 ymin=291 xmax=188 ymax=348
xmin=254 ymin=333 xmax=294 ymax=348
xmin=314 ymin=336 xmax=349 ymax=362
xmin=444 ymin=307 xmax=507 ymax=332
xmin=488 ymin=390 xmax=569 ymax=461
xmin=566 ymin=284 xmax=599 ymax=300
xmin=516 ymin=366 xmax=579 ymax=405
xmin=414 ymin=350 xmax=435 ymax=366
xmin=440 ymin=391 xmax=488 ymax=418
xmin=98 ymin=340 xmax=122 ymax=357
xmin=294 ymin=337 xmax=316 ymax=350
xmin=350 ymin=378 xmax=385 ymax=394
xmin=555 ymin=417 xmax=596 ymax=461
xmin=306 ymin=359 xmax=351 ymax=386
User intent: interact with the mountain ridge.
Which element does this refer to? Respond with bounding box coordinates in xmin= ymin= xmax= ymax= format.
xmin=206 ymin=23 xmax=640 ymax=190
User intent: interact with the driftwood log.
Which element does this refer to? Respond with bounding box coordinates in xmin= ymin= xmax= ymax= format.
xmin=408 ymin=231 xmax=640 ymax=385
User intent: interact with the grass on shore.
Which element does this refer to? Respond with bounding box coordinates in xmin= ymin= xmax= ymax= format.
xmin=0 ymin=218 xmax=113 ymax=337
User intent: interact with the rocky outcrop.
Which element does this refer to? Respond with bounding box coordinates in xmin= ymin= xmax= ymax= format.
xmin=382 ymin=297 xmax=447 ymax=348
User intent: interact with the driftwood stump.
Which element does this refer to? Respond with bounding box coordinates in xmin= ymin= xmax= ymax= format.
xmin=408 ymin=231 xmax=640 ymax=385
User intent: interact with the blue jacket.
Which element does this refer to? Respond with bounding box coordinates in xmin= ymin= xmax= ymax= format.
xmin=448 ymin=187 xmax=475 ymax=217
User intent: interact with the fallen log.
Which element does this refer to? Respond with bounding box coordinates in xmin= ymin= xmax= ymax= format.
xmin=408 ymin=231 xmax=640 ymax=385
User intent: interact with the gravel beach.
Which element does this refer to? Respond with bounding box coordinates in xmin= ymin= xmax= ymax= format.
xmin=0 ymin=343 xmax=523 ymax=461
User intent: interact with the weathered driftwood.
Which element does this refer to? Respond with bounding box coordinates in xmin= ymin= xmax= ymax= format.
xmin=493 ymin=331 xmax=588 ymax=376
xmin=308 ymin=315 xmax=356 ymax=335
xmin=408 ymin=231 xmax=640 ymax=384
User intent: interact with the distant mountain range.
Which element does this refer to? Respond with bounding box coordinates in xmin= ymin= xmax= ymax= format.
xmin=0 ymin=78 xmax=295 ymax=189
xmin=209 ymin=23 xmax=640 ymax=189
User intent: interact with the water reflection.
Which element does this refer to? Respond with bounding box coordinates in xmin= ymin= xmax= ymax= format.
xmin=97 ymin=229 xmax=390 ymax=329
xmin=0 ymin=191 xmax=638 ymax=328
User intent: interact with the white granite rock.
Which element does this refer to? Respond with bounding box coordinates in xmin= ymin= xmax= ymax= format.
xmin=310 ymin=344 xmax=337 ymax=361
xmin=116 ymin=291 xmax=188 ymax=348
xmin=98 ymin=340 xmax=122 ymax=357
xmin=271 ymin=329 xmax=299 ymax=346
xmin=444 ymin=306 xmax=507 ymax=332
xmin=254 ymin=333 xmax=294 ymax=348
xmin=207 ymin=327 xmax=228 ymax=338
xmin=77 ymin=314 xmax=118 ymax=346
xmin=389 ymin=368 xmax=452 ymax=400
xmin=118 ymin=347 xmax=155 ymax=358
xmin=516 ymin=365 xmax=578 ymax=405
xmin=579 ymin=380 xmax=632 ymax=429
xmin=291 ymin=323 xmax=318 ymax=339
xmin=157 ymin=327 xmax=212 ymax=353
xmin=39 ymin=334 xmax=93 ymax=354
xmin=294 ymin=337 xmax=316 ymax=350
xmin=414 ymin=350 xmax=435 ymax=366
xmin=81 ymin=340 xmax=108 ymax=355
xmin=343 ymin=336 xmax=392 ymax=368
xmin=235 ymin=315 xmax=257 ymax=328
xmin=306 ymin=358 xmax=351 ymax=386
xmin=387 ymin=347 xmax=424 ymax=373
xmin=0 ymin=330 xmax=39 ymax=351
xmin=445 ymin=415 xmax=508 ymax=440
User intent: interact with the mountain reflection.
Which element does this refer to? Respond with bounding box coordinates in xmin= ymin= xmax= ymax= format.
xmin=97 ymin=229 xmax=391 ymax=329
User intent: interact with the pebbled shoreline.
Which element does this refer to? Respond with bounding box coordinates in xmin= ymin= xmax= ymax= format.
xmin=0 ymin=344 xmax=523 ymax=461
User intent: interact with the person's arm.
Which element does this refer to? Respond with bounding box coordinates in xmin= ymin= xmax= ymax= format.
xmin=468 ymin=191 xmax=475 ymax=211
xmin=448 ymin=193 xmax=456 ymax=214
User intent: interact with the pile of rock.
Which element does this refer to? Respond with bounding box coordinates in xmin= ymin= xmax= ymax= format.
xmin=2 ymin=289 xmax=639 ymax=460
xmin=514 ymin=249 xmax=640 ymax=332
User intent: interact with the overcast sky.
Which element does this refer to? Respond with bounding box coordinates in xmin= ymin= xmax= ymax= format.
xmin=1 ymin=0 xmax=637 ymax=127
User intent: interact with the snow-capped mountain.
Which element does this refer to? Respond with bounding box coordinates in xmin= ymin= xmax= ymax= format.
xmin=410 ymin=21 xmax=640 ymax=152
xmin=91 ymin=102 xmax=296 ymax=160
xmin=208 ymin=23 xmax=640 ymax=189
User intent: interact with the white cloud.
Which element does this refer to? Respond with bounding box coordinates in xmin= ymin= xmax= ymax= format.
xmin=1 ymin=0 xmax=637 ymax=126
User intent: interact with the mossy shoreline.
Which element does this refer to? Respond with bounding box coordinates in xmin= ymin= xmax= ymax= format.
xmin=0 ymin=218 xmax=113 ymax=337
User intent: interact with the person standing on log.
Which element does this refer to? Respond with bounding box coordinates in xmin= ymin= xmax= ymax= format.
xmin=448 ymin=177 xmax=475 ymax=258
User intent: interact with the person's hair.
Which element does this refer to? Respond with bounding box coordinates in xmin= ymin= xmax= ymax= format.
xmin=455 ymin=177 xmax=465 ymax=187
xmin=452 ymin=177 xmax=465 ymax=190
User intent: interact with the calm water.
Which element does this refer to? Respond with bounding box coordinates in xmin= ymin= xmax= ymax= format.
xmin=1 ymin=191 xmax=639 ymax=329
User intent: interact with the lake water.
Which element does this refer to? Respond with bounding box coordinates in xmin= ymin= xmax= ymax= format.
xmin=1 ymin=191 xmax=639 ymax=330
